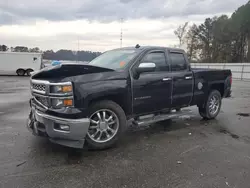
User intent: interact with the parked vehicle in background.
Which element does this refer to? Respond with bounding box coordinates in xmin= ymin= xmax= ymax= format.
xmin=42 ymin=60 xmax=89 ymax=69
xmin=27 ymin=45 xmax=232 ymax=149
xmin=0 ymin=52 xmax=43 ymax=76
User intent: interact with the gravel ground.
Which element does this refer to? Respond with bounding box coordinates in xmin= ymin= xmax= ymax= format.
xmin=0 ymin=76 xmax=250 ymax=188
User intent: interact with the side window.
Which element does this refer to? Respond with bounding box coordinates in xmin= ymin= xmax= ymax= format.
xmin=142 ymin=52 xmax=169 ymax=71
xmin=169 ymin=52 xmax=187 ymax=71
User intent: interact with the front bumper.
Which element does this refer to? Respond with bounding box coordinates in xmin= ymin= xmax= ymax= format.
xmin=27 ymin=106 xmax=90 ymax=148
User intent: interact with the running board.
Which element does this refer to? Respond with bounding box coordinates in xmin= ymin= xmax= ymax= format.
xmin=132 ymin=109 xmax=193 ymax=127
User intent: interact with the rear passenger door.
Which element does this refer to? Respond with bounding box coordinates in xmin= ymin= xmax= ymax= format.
xmin=169 ymin=52 xmax=194 ymax=108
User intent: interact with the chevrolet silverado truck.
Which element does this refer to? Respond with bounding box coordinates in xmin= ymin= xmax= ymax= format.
xmin=27 ymin=45 xmax=232 ymax=149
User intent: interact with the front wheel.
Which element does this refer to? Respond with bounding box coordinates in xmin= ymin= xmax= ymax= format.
xmin=199 ymin=90 xmax=222 ymax=119
xmin=85 ymin=100 xmax=127 ymax=150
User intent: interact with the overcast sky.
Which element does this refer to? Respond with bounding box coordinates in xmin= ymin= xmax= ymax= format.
xmin=0 ymin=0 xmax=248 ymax=52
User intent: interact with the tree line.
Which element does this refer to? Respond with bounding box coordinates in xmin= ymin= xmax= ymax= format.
xmin=174 ymin=1 xmax=250 ymax=63
xmin=0 ymin=45 xmax=101 ymax=62
xmin=43 ymin=50 xmax=101 ymax=62
xmin=0 ymin=45 xmax=42 ymax=53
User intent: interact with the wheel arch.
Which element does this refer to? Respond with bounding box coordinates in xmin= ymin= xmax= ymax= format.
xmin=197 ymin=82 xmax=224 ymax=108
xmin=87 ymin=93 xmax=132 ymax=117
xmin=209 ymin=83 xmax=224 ymax=97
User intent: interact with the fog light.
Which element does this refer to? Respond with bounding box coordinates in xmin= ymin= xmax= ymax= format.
xmin=59 ymin=124 xmax=70 ymax=131
xmin=63 ymin=99 xmax=73 ymax=106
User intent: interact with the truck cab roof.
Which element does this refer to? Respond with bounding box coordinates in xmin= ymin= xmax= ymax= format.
xmin=111 ymin=46 xmax=185 ymax=53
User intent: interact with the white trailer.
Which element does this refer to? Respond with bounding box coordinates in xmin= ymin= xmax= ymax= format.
xmin=0 ymin=52 xmax=43 ymax=76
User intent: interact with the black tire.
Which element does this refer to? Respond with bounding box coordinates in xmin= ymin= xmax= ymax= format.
xmin=85 ymin=100 xmax=127 ymax=150
xmin=199 ymin=90 xmax=222 ymax=119
xmin=199 ymin=108 xmax=207 ymax=119
xmin=26 ymin=69 xmax=34 ymax=76
xmin=175 ymin=107 xmax=181 ymax=112
xmin=16 ymin=69 xmax=25 ymax=76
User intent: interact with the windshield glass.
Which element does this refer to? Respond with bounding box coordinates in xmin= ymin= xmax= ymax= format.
xmin=88 ymin=49 xmax=138 ymax=70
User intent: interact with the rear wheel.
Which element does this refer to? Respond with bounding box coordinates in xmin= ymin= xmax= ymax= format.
xmin=86 ymin=100 xmax=126 ymax=150
xmin=16 ymin=69 xmax=25 ymax=76
xmin=199 ymin=90 xmax=222 ymax=119
xmin=26 ymin=69 xmax=34 ymax=76
xmin=175 ymin=107 xmax=181 ymax=112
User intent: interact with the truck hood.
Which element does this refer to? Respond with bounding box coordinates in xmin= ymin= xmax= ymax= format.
xmin=31 ymin=63 xmax=115 ymax=81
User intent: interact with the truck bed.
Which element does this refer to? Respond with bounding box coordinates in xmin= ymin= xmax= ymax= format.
xmin=191 ymin=68 xmax=232 ymax=106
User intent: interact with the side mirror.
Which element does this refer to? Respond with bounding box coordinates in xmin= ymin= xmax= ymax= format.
xmin=136 ymin=62 xmax=156 ymax=74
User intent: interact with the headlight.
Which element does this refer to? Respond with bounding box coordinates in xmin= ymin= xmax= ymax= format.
xmin=50 ymin=85 xmax=72 ymax=94
xmin=51 ymin=98 xmax=73 ymax=108
xmin=49 ymin=82 xmax=73 ymax=109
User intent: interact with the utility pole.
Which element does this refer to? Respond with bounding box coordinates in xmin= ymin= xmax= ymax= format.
xmin=120 ymin=18 xmax=123 ymax=48
xmin=77 ymin=36 xmax=80 ymax=62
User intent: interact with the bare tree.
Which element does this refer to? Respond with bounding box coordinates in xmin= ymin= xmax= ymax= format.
xmin=174 ymin=22 xmax=189 ymax=48
xmin=185 ymin=24 xmax=199 ymax=61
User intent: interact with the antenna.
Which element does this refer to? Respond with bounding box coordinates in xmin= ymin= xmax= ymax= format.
xmin=120 ymin=18 xmax=123 ymax=48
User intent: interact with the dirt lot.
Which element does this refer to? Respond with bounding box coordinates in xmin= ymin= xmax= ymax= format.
xmin=0 ymin=76 xmax=250 ymax=188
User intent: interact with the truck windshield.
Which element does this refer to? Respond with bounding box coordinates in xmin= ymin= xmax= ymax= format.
xmin=88 ymin=49 xmax=138 ymax=70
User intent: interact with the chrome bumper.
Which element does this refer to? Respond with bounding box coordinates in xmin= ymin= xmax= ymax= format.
xmin=27 ymin=108 xmax=90 ymax=148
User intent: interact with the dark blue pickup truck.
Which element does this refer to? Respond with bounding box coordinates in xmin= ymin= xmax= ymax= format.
xmin=27 ymin=45 xmax=232 ymax=149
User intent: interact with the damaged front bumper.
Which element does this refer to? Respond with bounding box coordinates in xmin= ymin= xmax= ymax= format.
xmin=27 ymin=102 xmax=90 ymax=149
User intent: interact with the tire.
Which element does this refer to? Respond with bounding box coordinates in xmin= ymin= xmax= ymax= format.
xmin=175 ymin=107 xmax=181 ymax=112
xmin=26 ymin=69 xmax=34 ymax=76
xmin=85 ymin=100 xmax=127 ymax=150
xmin=198 ymin=90 xmax=222 ymax=119
xmin=16 ymin=69 xmax=25 ymax=76
xmin=199 ymin=108 xmax=207 ymax=119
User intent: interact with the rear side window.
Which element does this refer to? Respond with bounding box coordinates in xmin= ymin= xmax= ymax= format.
xmin=169 ymin=52 xmax=187 ymax=71
xmin=142 ymin=52 xmax=169 ymax=71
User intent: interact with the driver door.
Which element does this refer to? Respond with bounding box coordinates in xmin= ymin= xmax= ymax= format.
xmin=131 ymin=50 xmax=173 ymax=115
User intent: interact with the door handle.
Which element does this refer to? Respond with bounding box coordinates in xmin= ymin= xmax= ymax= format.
xmin=162 ymin=77 xmax=172 ymax=81
xmin=185 ymin=76 xmax=193 ymax=80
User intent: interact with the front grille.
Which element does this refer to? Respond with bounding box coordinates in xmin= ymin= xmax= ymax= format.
xmin=35 ymin=96 xmax=49 ymax=107
xmin=32 ymin=83 xmax=46 ymax=92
